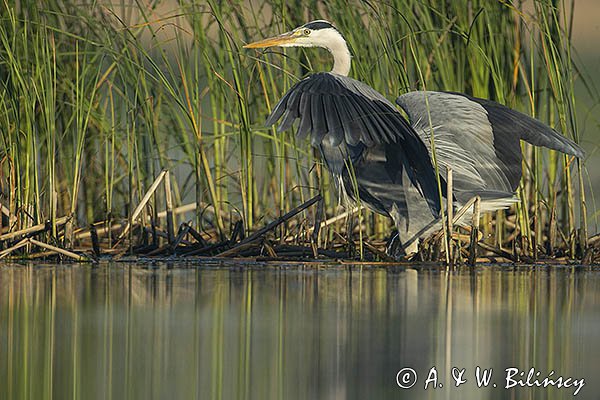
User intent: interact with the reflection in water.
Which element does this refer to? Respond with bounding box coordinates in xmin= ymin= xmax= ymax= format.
xmin=0 ymin=263 xmax=599 ymax=400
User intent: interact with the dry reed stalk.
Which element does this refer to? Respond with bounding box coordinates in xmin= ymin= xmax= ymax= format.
xmin=28 ymin=238 xmax=87 ymax=261
xmin=433 ymin=196 xmax=481 ymax=243
xmin=164 ymin=170 xmax=175 ymax=245
xmin=0 ymin=239 xmax=29 ymax=259
xmin=446 ymin=168 xmax=453 ymax=264
xmin=117 ymin=169 xmax=167 ymax=242
xmin=0 ymin=216 xmax=70 ymax=242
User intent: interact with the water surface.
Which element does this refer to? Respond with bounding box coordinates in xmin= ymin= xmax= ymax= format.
xmin=1 ymin=262 xmax=598 ymax=400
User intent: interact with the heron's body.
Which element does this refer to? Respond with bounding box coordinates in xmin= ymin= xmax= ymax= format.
xmin=245 ymin=20 xmax=584 ymax=255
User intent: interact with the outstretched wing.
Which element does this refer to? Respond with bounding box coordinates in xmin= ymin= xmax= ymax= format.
xmin=466 ymin=94 xmax=584 ymax=158
xmin=395 ymin=91 xmax=583 ymax=201
xmin=266 ymin=72 xmax=442 ymax=216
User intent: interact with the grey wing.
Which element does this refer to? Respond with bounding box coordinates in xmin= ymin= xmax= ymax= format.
xmin=395 ymin=91 xmax=583 ymax=202
xmin=266 ymin=72 xmax=443 ymax=217
xmin=463 ymin=93 xmax=584 ymax=159
xmin=267 ymin=72 xmax=407 ymax=146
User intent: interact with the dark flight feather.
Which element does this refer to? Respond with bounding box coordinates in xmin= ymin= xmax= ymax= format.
xmin=265 ymin=72 xmax=442 ymax=217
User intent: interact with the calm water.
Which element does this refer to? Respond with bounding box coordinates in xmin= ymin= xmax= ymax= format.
xmin=0 ymin=262 xmax=599 ymax=400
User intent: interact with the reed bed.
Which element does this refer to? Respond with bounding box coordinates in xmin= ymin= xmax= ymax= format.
xmin=0 ymin=0 xmax=596 ymax=263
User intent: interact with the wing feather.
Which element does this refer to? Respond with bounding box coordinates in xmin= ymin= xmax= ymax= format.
xmin=278 ymin=109 xmax=296 ymax=133
xmin=323 ymin=94 xmax=344 ymax=146
xmin=310 ymin=95 xmax=328 ymax=146
xmin=396 ymin=91 xmax=511 ymax=198
xmin=343 ymin=95 xmax=375 ymax=146
xmin=265 ymin=72 xmax=442 ymax=216
xmin=277 ymin=88 xmax=302 ymax=132
xmin=265 ymin=89 xmax=292 ymax=127
xmin=353 ymin=95 xmax=396 ymax=144
xmin=266 ymin=72 xmax=412 ymax=148
xmin=296 ymin=91 xmax=312 ymax=140
xmin=394 ymin=90 xmax=583 ymax=201
xmin=335 ymin=97 xmax=361 ymax=145
xmin=464 ymin=94 xmax=584 ymax=158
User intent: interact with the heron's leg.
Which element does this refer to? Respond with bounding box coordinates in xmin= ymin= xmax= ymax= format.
xmin=387 ymin=207 xmax=416 ymax=259
xmin=311 ymin=196 xmax=324 ymax=242
xmin=311 ymin=158 xmax=325 ymax=245
xmin=310 ymin=196 xmax=324 ymax=257
xmin=386 ymin=231 xmax=406 ymax=260
xmin=345 ymin=214 xmax=356 ymax=257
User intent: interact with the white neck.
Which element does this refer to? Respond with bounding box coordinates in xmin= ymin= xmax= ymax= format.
xmin=310 ymin=28 xmax=352 ymax=76
xmin=328 ymin=39 xmax=351 ymax=76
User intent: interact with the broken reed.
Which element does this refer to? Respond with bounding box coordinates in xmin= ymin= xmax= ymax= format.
xmin=0 ymin=0 xmax=592 ymax=259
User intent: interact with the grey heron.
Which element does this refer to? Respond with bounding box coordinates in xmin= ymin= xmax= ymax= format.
xmin=244 ymin=20 xmax=584 ymax=257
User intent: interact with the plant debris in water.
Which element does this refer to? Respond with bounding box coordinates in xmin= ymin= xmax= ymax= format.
xmin=1 ymin=185 xmax=599 ymax=265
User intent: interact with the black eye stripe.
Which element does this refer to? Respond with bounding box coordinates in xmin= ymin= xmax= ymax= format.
xmin=303 ymin=21 xmax=334 ymax=30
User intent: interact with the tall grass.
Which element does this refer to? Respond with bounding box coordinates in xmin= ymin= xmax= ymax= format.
xmin=0 ymin=0 xmax=593 ymax=259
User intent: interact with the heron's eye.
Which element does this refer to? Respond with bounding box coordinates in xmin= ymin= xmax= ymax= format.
xmin=303 ymin=28 xmax=311 ymax=36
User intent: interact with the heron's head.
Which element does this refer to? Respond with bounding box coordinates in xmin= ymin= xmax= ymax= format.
xmin=244 ymin=20 xmax=345 ymax=50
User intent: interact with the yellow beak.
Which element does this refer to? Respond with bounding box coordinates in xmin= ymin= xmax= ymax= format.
xmin=243 ymin=31 xmax=298 ymax=49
